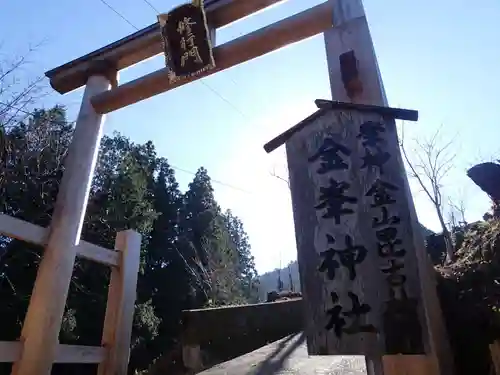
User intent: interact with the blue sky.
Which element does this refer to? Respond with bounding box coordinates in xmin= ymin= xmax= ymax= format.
xmin=1 ymin=0 xmax=499 ymax=273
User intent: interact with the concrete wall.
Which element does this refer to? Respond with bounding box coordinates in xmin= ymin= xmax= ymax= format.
xmin=181 ymin=298 xmax=303 ymax=372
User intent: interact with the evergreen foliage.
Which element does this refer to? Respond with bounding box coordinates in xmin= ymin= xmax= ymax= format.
xmin=0 ymin=108 xmax=259 ymax=374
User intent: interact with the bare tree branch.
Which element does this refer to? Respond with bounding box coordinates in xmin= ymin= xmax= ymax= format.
xmin=448 ymin=189 xmax=468 ymax=228
xmin=0 ymin=44 xmax=46 ymax=129
xmin=399 ymin=123 xmax=457 ymax=263
xmin=400 ymin=125 xmax=437 ymax=205
xmin=270 ymin=165 xmax=290 ymax=189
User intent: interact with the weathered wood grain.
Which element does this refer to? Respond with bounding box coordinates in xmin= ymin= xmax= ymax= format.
xmin=285 ymin=108 xmax=428 ymax=356
xmin=98 ymin=230 xmax=142 ymax=375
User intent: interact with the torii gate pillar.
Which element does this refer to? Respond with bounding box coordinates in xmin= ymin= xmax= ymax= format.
xmin=12 ymin=65 xmax=117 ymax=375
xmin=325 ymin=0 xmax=386 ymax=106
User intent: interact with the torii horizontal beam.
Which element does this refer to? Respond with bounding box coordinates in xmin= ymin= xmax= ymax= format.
xmin=45 ymin=0 xmax=287 ymax=95
xmin=91 ymin=2 xmax=332 ymax=114
xmin=46 ymin=0 xmax=334 ymax=115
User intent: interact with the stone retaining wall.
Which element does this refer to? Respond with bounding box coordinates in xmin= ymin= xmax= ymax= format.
xmin=181 ymin=298 xmax=303 ymax=372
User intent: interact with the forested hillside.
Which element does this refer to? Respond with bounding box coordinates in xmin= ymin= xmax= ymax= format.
xmin=258 ymin=261 xmax=301 ymax=300
xmin=0 ymin=107 xmax=259 ymax=374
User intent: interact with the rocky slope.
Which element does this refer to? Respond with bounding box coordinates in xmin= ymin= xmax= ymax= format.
xmin=436 ymin=218 xmax=500 ymax=375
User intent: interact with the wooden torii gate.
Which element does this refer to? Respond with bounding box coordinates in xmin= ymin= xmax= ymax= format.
xmin=1 ymin=0 xmax=453 ymax=374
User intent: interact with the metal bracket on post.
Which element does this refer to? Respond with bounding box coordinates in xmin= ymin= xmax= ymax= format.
xmin=339 ymin=50 xmax=363 ymax=99
xmin=325 ymin=0 xmax=387 ymax=105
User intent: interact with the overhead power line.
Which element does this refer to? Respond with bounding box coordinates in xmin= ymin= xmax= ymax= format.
xmin=199 ymin=80 xmax=249 ymax=120
xmin=140 ymin=0 xmax=160 ymax=14
xmin=91 ymin=0 xmax=254 ymax=194
xmin=171 ymin=165 xmax=252 ymax=194
xmin=97 ymin=0 xmax=140 ymax=30
xmin=99 ymin=0 xmax=249 ymax=121
xmin=1 ymin=101 xmax=252 ymax=195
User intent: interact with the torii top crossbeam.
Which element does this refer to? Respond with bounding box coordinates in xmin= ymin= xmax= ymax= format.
xmin=45 ymin=0 xmax=281 ymax=94
xmin=45 ymin=0 xmax=333 ymax=114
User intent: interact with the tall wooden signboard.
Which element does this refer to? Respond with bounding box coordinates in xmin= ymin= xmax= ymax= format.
xmin=277 ymin=102 xmax=427 ymax=357
xmin=263 ymin=101 xmax=449 ymax=375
